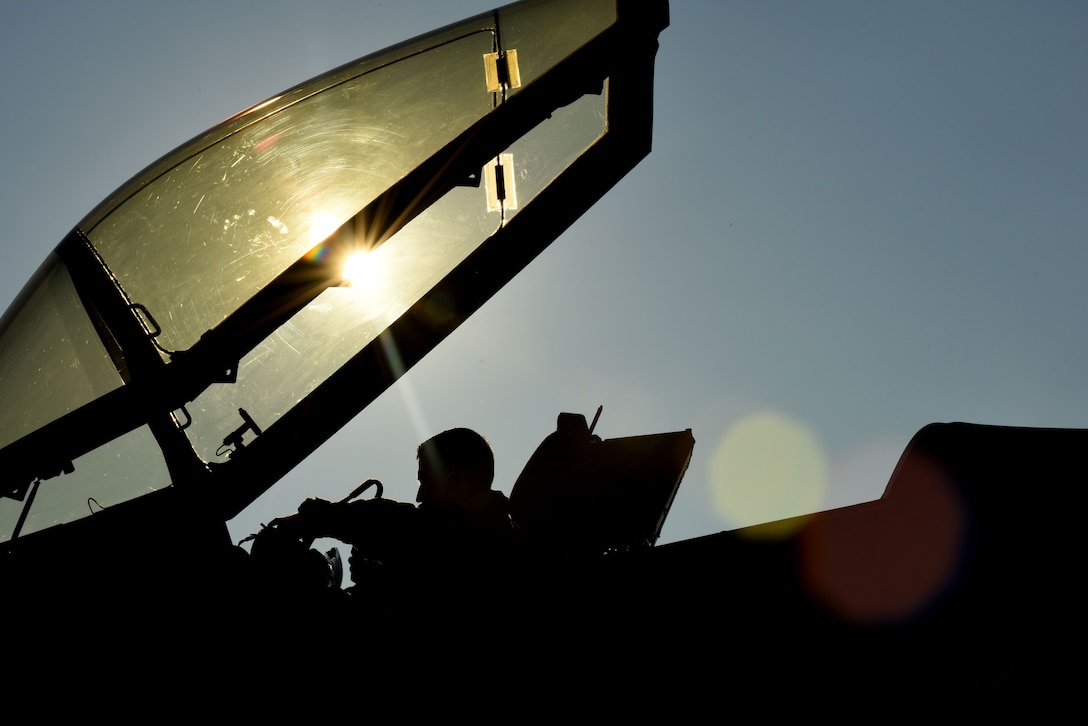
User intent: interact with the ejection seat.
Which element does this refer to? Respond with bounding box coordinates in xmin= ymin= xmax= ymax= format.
xmin=509 ymin=411 xmax=694 ymax=557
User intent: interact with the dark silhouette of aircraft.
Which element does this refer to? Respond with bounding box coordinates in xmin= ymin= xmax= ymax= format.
xmin=1 ymin=0 xmax=1080 ymax=704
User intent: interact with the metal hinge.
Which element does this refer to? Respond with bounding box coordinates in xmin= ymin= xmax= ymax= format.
xmin=485 ymin=154 xmax=518 ymax=213
xmin=483 ymin=49 xmax=522 ymax=93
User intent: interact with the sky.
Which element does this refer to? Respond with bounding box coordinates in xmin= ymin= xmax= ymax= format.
xmin=2 ymin=0 xmax=1086 ymax=550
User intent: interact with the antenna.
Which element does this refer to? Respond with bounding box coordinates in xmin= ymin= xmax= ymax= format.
xmin=589 ymin=405 xmax=603 ymax=435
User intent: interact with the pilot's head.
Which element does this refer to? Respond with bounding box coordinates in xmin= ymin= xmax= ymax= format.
xmin=415 ymin=428 xmax=494 ymax=507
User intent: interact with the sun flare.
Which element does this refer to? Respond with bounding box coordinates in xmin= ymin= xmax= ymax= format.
xmin=341 ymin=249 xmax=381 ymax=288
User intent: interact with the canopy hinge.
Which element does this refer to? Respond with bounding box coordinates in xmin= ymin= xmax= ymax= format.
xmin=484 ymin=49 xmax=522 ymax=93
xmin=485 ymin=154 xmax=518 ymax=213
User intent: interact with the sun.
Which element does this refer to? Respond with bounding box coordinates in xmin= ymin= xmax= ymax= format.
xmin=341 ymin=249 xmax=382 ymax=288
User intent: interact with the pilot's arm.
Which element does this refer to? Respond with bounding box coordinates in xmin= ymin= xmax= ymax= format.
xmin=296 ymin=496 xmax=417 ymax=547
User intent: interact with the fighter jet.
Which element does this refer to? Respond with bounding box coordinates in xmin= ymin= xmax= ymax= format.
xmin=1 ymin=0 xmax=1079 ymax=702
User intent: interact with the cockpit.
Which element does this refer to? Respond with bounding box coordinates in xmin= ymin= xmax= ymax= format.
xmin=0 ymin=0 xmax=669 ymax=547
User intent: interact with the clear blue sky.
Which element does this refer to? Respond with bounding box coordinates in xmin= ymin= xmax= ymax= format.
xmin=2 ymin=0 xmax=1086 ymax=547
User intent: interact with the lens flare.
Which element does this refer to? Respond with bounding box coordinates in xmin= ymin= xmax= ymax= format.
xmin=799 ymin=452 xmax=967 ymax=626
xmin=710 ymin=410 xmax=827 ymax=536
